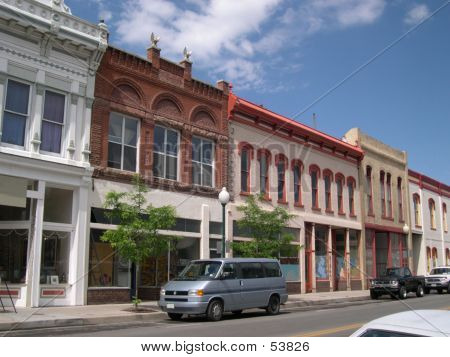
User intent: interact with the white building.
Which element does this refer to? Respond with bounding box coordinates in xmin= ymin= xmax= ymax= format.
xmin=0 ymin=0 xmax=107 ymax=307
xmin=408 ymin=170 xmax=450 ymax=275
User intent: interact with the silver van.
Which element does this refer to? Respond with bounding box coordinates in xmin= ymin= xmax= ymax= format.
xmin=158 ymin=258 xmax=288 ymax=321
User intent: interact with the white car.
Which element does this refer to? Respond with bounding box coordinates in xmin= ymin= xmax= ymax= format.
xmin=351 ymin=310 xmax=450 ymax=337
xmin=425 ymin=266 xmax=450 ymax=294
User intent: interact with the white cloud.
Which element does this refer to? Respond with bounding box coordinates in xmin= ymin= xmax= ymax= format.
xmin=110 ymin=0 xmax=386 ymax=90
xmin=404 ymin=4 xmax=430 ymax=25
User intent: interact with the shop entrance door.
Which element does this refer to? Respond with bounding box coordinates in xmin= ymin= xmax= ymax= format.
xmin=333 ymin=231 xmax=346 ymax=291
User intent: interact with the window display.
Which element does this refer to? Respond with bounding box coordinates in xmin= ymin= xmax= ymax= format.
xmin=40 ymin=231 xmax=70 ymax=284
xmin=0 ymin=229 xmax=28 ymax=284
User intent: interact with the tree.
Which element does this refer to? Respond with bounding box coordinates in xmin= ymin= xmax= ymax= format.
xmin=231 ymin=194 xmax=299 ymax=258
xmin=101 ymin=174 xmax=177 ymax=300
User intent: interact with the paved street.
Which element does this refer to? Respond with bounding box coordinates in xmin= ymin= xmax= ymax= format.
xmin=33 ymin=294 xmax=450 ymax=337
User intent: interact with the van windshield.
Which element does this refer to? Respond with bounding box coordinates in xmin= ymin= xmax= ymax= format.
xmin=174 ymin=261 xmax=222 ymax=281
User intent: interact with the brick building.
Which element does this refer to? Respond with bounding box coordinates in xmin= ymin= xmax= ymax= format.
xmin=88 ymin=41 xmax=230 ymax=303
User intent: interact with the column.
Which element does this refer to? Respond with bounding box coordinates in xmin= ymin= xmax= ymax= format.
xmin=311 ymin=223 xmax=316 ymax=293
xmin=66 ymin=94 xmax=78 ymax=160
xmin=345 ymin=228 xmax=351 ymax=291
xmin=27 ymin=181 xmax=46 ymax=307
xmin=30 ymin=84 xmax=45 ymax=153
xmin=0 ymin=72 xmax=7 ymax=141
xmin=200 ymin=204 xmax=210 ymax=259
xmin=300 ymin=224 xmax=306 ymax=294
xmin=81 ymin=98 xmax=94 ymax=163
xmin=360 ymin=230 xmax=367 ymax=289
xmin=328 ymin=226 xmax=333 ymax=291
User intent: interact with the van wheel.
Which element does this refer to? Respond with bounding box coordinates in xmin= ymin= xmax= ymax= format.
xmin=207 ymin=300 xmax=223 ymax=321
xmin=266 ymin=295 xmax=280 ymax=315
xmin=416 ymin=284 xmax=424 ymax=297
xmin=232 ymin=310 xmax=243 ymax=315
xmin=168 ymin=313 xmax=183 ymax=321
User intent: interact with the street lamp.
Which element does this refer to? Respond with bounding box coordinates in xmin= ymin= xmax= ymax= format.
xmin=218 ymin=187 xmax=230 ymax=258
xmin=402 ymin=224 xmax=409 ymax=235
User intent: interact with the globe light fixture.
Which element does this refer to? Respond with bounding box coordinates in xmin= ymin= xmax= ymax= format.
xmin=218 ymin=188 xmax=230 ymax=257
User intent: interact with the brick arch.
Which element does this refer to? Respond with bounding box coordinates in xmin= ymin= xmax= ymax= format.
xmin=257 ymin=148 xmax=272 ymax=165
xmin=346 ymin=176 xmax=356 ymax=186
xmin=291 ymin=159 xmax=304 ymax=170
xmin=323 ymin=168 xmax=334 ymax=181
xmin=189 ymin=105 xmax=217 ymax=129
xmin=238 ymin=142 xmax=254 ymax=159
xmin=110 ymin=78 xmax=145 ymax=108
xmin=275 ymin=153 xmax=288 ymax=166
xmin=309 ymin=164 xmax=321 ymax=178
xmin=335 ymin=172 xmax=345 ymax=183
xmin=151 ymin=92 xmax=184 ymax=117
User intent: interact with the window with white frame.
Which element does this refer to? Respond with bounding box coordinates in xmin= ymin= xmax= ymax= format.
xmin=192 ymin=137 xmax=214 ymax=187
xmin=153 ymin=125 xmax=178 ymax=180
xmin=41 ymin=90 xmax=65 ymax=153
xmin=1 ymin=80 xmax=30 ymax=147
xmin=108 ymin=112 xmax=138 ymax=172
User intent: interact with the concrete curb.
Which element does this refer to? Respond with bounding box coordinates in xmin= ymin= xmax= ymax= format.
xmin=0 ymin=296 xmax=372 ymax=334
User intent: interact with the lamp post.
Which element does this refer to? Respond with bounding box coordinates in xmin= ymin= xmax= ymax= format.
xmin=218 ymin=187 xmax=230 ymax=258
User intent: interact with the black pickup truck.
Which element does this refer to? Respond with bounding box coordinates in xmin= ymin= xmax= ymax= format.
xmin=370 ymin=267 xmax=426 ymax=300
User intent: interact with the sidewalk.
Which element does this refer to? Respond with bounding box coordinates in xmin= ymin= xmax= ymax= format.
xmin=0 ymin=290 xmax=370 ymax=334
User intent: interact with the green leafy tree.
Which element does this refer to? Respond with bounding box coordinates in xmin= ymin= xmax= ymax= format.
xmin=101 ymin=174 xmax=177 ymax=300
xmin=231 ymin=194 xmax=299 ymax=258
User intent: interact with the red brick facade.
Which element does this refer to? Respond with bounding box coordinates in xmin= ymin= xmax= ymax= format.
xmin=91 ymin=46 xmax=229 ymax=195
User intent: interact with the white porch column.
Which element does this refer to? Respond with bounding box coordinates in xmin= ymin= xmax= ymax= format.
xmin=66 ymin=94 xmax=78 ymax=160
xmin=328 ymin=225 xmax=333 ymax=291
xmin=29 ymin=84 xmax=45 ymax=153
xmin=311 ymin=223 xmax=316 ymax=293
xmin=0 ymin=72 xmax=7 ymax=141
xmin=200 ymin=204 xmax=210 ymax=259
xmin=299 ymin=225 xmax=306 ymax=294
xmin=27 ymin=180 xmax=46 ymax=307
xmin=345 ymin=228 xmax=351 ymax=291
xmin=81 ymin=98 xmax=94 ymax=163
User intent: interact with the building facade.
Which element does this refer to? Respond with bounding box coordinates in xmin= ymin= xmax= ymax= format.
xmin=228 ymin=95 xmax=365 ymax=294
xmin=344 ymin=129 xmax=411 ymax=288
xmin=88 ymin=43 xmax=230 ymax=304
xmin=0 ymin=0 xmax=107 ymax=306
xmin=408 ymin=170 xmax=450 ymax=275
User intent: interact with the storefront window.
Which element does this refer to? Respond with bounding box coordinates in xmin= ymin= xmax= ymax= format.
xmin=44 ymin=187 xmax=73 ymax=224
xmin=0 ymin=229 xmax=28 ymax=284
xmin=88 ymin=229 xmax=130 ymax=287
xmin=41 ymin=231 xmax=70 ymax=284
xmin=334 ymin=231 xmax=346 ymax=281
xmin=0 ymin=199 xmax=31 ymax=221
xmin=375 ymin=232 xmax=388 ymax=276
xmin=280 ymin=244 xmax=300 ymax=281
xmin=391 ymin=234 xmax=400 ymax=267
xmin=350 ymin=230 xmax=360 ymax=279
xmin=315 ymin=226 xmax=328 ymax=279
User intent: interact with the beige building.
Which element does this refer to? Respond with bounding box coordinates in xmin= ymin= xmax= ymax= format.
xmin=228 ymin=95 xmax=365 ymax=294
xmin=344 ymin=128 xmax=411 ymax=288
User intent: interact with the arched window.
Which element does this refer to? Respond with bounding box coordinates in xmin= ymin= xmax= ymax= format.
xmin=380 ymin=171 xmax=386 ymax=217
xmin=323 ymin=169 xmax=333 ymax=212
xmin=347 ymin=177 xmax=356 ymax=216
xmin=426 ymin=247 xmax=431 ymax=272
xmin=366 ymin=166 xmax=374 ymax=215
xmin=432 ymin=247 xmax=438 ymax=268
xmin=310 ymin=165 xmax=321 ymax=210
xmin=397 ymin=177 xmax=403 ymax=222
xmin=335 ymin=173 xmax=345 ymax=214
xmin=257 ymin=149 xmax=271 ymax=199
xmin=239 ymin=142 xmax=254 ymax=194
xmin=443 ymin=203 xmax=448 ymax=233
xmin=413 ymin=193 xmax=421 ymax=227
xmin=429 ymin=199 xmax=436 ymax=230
xmin=275 ymin=154 xmax=287 ymax=203
xmin=292 ymin=160 xmax=303 ymax=206
xmin=386 ymin=173 xmax=392 ymax=218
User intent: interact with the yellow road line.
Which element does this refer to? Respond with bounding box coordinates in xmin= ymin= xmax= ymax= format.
xmin=293 ymin=322 xmax=365 ymax=337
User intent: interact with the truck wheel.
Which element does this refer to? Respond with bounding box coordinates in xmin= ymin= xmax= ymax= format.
xmin=416 ymin=284 xmax=424 ymax=297
xmin=399 ymin=286 xmax=407 ymax=300
xmin=168 ymin=313 xmax=183 ymax=321
xmin=207 ymin=300 xmax=224 ymax=321
xmin=424 ymin=287 xmax=430 ymax=294
xmin=266 ymin=295 xmax=281 ymax=315
xmin=370 ymin=290 xmax=378 ymax=300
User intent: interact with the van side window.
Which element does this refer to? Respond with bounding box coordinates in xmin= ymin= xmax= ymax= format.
xmin=263 ymin=262 xmax=282 ymax=277
xmin=240 ymin=262 xmax=265 ymax=279
xmin=222 ymin=263 xmax=238 ymax=279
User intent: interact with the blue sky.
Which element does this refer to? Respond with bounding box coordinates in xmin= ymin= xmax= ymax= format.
xmin=69 ymin=0 xmax=450 ymax=184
